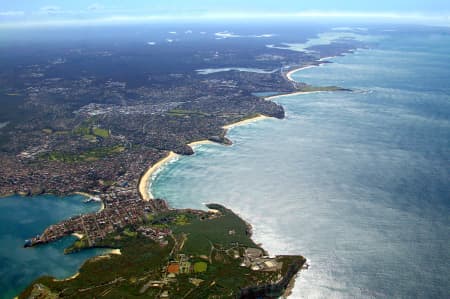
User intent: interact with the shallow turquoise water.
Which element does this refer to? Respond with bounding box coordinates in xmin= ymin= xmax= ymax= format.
xmin=152 ymin=30 xmax=450 ymax=298
xmin=0 ymin=195 xmax=106 ymax=298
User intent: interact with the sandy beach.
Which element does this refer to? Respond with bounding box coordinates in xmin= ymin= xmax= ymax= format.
xmin=137 ymin=59 xmax=335 ymax=203
xmin=109 ymin=249 xmax=122 ymax=255
xmin=139 ymin=151 xmax=179 ymax=201
xmin=187 ymin=140 xmax=214 ymax=148
xmin=286 ymin=65 xmax=317 ymax=81
xmin=285 ymin=56 xmax=336 ymax=82
xmin=266 ymin=90 xmax=323 ymax=101
xmin=222 ymin=114 xmax=269 ymax=130
xmin=138 ymin=114 xmax=271 ymax=202
xmin=72 ymin=233 xmax=84 ymax=239
xmin=53 ymin=272 xmax=80 ymax=282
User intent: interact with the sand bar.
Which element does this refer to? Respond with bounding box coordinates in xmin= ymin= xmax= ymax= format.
xmin=139 ymin=151 xmax=179 ymax=201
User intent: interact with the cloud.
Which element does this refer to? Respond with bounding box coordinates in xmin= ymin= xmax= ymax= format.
xmin=0 ymin=11 xmax=25 ymax=17
xmin=39 ymin=6 xmax=62 ymax=15
xmin=0 ymin=11 xmax=449 ymax=29
xmin=88 ymin=3 xmax=104 ymax=11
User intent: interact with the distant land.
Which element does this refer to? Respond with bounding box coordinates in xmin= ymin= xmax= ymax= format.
xmin=0 ymin=24 xmax=365 ymax=298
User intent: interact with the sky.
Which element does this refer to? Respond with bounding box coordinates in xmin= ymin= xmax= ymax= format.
xmin=1 ymin=0 xmax=449 ymax=28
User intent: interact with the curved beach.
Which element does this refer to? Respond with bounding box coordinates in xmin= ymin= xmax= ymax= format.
xmin=222 ymin=114 xmax=269 ymax=130
xmin=139 ymin=151 xmax=179 ymax=200
xmin=138 ymin=114 xmax=271 ymax=201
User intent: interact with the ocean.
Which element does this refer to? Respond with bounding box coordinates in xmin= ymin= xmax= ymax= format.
xmin=151 ymin=29 xmax=450 ymax=298
xmin=0 ymin=195 xmax=107 ymax=298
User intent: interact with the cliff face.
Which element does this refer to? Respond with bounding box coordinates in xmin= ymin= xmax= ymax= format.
xmin=237 ymin=257 xmax=305 ymax=299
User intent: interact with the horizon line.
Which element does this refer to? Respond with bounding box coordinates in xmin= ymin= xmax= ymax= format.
xmin=1 ymin=11 xmax=449 ymax=29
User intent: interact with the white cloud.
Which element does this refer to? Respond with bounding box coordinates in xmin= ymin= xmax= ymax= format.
xmin=0 ymin=11 xmax=449 ymax=29
xmin=0 ymin=11 xmax=25 ymax=17
xmin=88 ymin=3 xmax=104 ymax=11
xmin=39 ymin=6 xmax=61 ymax=15
xmin=214 ymin=31 xmax=241 ymax=39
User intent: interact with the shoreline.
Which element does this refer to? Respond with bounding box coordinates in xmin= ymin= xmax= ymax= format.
xmin=52 ymin=272 xmax=80 ymax=282
xmin=187 ymin=140 xmax=215 ymax=148
xmin=138 ymin=113 xmax=272 ymax=201
xmin=138 ymin=67 xmax=317 ymax=297
xmin=50 ymin=248 xmax=121 ymax=284
xmin=73 ymin=191 xmax=105 ymax=212
xmin=286 ymin=65 xmax=317 ymax=81
xmin=138 ymin=151 xmax=179 ymax=201
xmin=72 ymin=232 xmax=84 ymax=239
xmin=285 ymin=55 xmax=336 ymax=82
xmin=266 ymin=90 xmax=324 ymax=101
xmin=222 ymin=114 xmax=269 ymax=130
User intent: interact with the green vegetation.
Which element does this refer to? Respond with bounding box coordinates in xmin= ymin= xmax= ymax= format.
xmin=175 ymin=214 xmax=189 ymax=225
xmin=73 ymin=121 xmax=110 ymax=139
xmin=41 ymin=145 xmax=125 ymax=162
xmin=170 ymin=205 xmax=257 ymax=256
xmin=167 ymin=109 xmax=209 ymax=117
xmin=241 ymin=113 xmax=261 ymax=121
xmin=65 ymin=237 xmax=90 ymax=254
xmin=92 ymin=127 xmax=110 ymax=138
xmin=193 ymin=261 xmax=208 ymax=273
xmin=123 ymin=228 xmax=138 ymax=238
xmin=19 ymin=205 xmax=305 ymax=299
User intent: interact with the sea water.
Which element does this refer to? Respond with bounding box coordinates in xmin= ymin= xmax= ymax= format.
xmin=0 ymin=195 xmax=106 ymax=298
xmin=152 ymin=29 xmax=450 ymax=298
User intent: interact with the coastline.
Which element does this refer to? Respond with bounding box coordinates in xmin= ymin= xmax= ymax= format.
xmin=188 ymin=140 xmax=215 ymax=148
xmin=286 ymin=65 xmax=317 ymax=81
xmin=138 ymin=113 xmax=272 ymax=201
xmin=138 ymin=151 xmax=179 ymax=201
xmin=222 ymin=114 xmax=269 ymax=130
xmin=141 ymin=68 xmax=317 ymax=298
xmin=72 ymin=233 xmax=84 ymax=239
xmin=266 ymin=90 xmax=324 ymax=101
xmin=73 ymin=191 xmax=105 ymax=212
xmin=285 ymin=55 xmax=336 ymax=82
xmin=49 ymin=248 xmax=120 ymax=285
xmin=52 ymin=272 xmax=80 ymax=282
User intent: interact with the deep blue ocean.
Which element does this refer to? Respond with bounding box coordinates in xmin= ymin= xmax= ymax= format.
xmin=0 ymin=195 xmax=106 ymax=298
xmin=152 ymin=30 xmax=450 ymax=298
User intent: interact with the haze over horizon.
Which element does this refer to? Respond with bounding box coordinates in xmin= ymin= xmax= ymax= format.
xmin=1 ymin=0 xmax=450 ymax=28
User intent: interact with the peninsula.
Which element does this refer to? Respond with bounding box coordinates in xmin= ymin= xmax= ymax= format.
xmin=0 ymin=27 xmax=360 ymax=298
